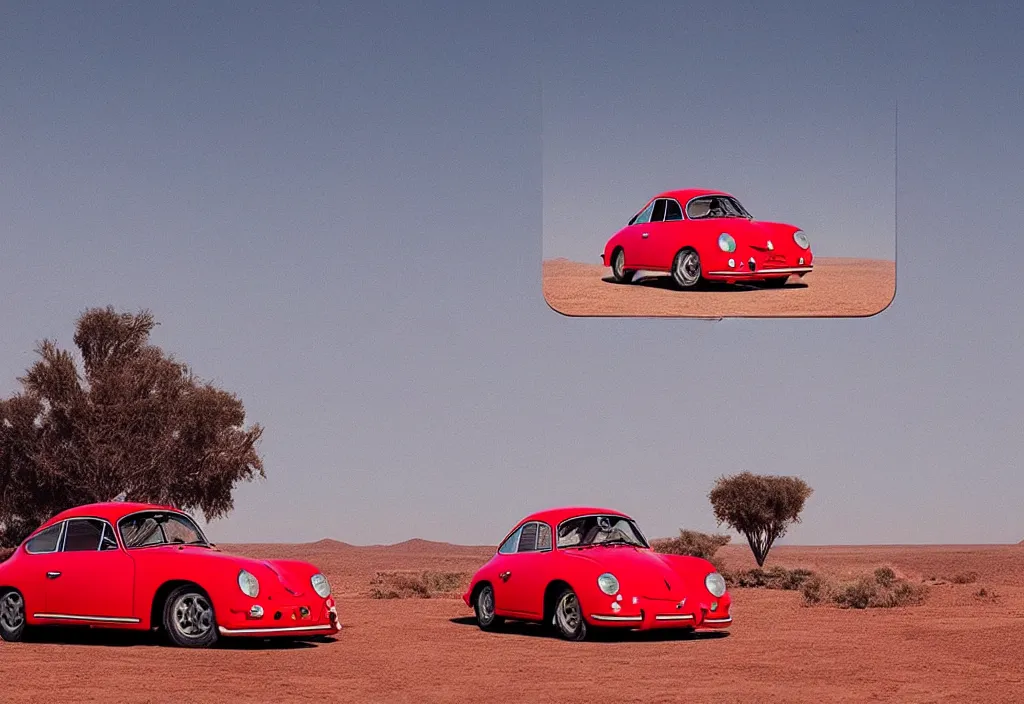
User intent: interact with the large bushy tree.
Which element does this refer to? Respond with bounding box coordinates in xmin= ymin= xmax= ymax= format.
xmin=708 ymin=472 xmax=812 ymax=567
xmin=0 ymin=307 xmax=264 ymax=547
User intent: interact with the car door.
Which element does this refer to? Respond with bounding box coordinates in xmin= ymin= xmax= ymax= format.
xmin=649 ymin=197 xmax=686 ymax=268
xmin=621 ymin=199 xmax=657 ymax=269
xmin=17 ymin=522 xmax=66 ymax=620
xmin=42 ymin=518 xmax=136 ymax=622
xmin=492 ymin=521 xmax=553 ymax=618
xmin=634 ymin=198 xmax=669 ymax=268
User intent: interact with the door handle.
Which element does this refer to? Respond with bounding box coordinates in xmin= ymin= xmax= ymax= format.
xmin=499 ymin=571 xmax=511 ymax=582
xmin=46 ymin=571 xmax=62 ymax=579
xmin=642 ymin=232 xmax=649 ymax=238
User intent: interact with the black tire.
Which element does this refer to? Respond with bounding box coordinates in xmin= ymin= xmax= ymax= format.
xmin=671 ymin=248 xmax=702 ymax=289
xmin=551 ymin=586 xmax=588 ymax=641
xmin=473 ymin=583 xmax=504 ymax=631
xmin=611 ymin=248 xmax=635 ymax=284
xmin=162 ymin=585 xmax=219 ymax=648
xmin=758 ymin=276 xmax=789 ymax=288
xmin=0 ymin=589 xmax=27 ymax=643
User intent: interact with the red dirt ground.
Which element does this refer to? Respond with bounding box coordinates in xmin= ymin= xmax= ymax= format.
xmin=2 ymin=541 xmax=1023 ymax=703
xmin=542 ymin=258 xmax=896 ymax=318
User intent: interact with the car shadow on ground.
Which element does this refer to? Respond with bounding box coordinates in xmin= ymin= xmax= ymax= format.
xmin=601 ymin=275 xmax=808 ymax=292
xmin=20 ymin=626 xmax=336 ymax=650
xmin=449 ymin=617 xmax=729 ymax=643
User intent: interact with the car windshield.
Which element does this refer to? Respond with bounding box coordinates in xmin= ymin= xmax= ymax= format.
xmin=119 ymin=511 xmax=210 ymax=549
xmin=557 ymin=515 xmax=649 ymax=549
xmin=687 ymin=195 xmax=751 ymax=220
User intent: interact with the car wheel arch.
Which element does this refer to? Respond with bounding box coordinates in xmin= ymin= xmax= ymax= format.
xmin=150 ymin=580 xmax=213 ymax=631
xmin=543 ymin=579 xmax=576 ymax=624
xmin=470 ymin=580 xmax=492 ymax=606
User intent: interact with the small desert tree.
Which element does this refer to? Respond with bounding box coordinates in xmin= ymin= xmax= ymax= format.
xmin=708 ymin=472 xmax=812 ymax=567
xmin=0 ymin=306 xmax=265 ymax=547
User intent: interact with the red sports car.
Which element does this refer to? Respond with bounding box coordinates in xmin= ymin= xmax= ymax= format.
xmin=463 ymin=507 xmax=732 ymax=641
xmin=601 ymin=189 xmax=813 ymax=288
xmin=0 ymin=502 xmax=340 ymax=647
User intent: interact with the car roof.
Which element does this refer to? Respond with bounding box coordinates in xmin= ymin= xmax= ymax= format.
xmin=653 ymin=188 xmax=735 ymax=203
xmin=517 ymin=506 xmax=632 ymax=528
xmin=37 ymin=502 xmax=184 ymax=530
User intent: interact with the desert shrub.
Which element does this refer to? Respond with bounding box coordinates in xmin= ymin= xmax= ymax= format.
xmin=951 ymin=571 xmax=979 ymax=584
xmin=0 ymin=547 xmax=12 ymax=563
xmin=368 ymin=570 xmax=468 ymax=599
xmin=974 ymin=587 xmax=998 ymax=602
xmin=708 ymin=472 xmax=812 ymax=567
xmin=873 ymin=566 xmax=897 ymax=587
xmin=651 ymin=530 xmax=730 ymax=560
xmin=800 ymin=574 xmax=834 ymax=605
xmin=827 ymin=567 xmax=928 ymax=609
xmin=727 ymin=566 xmax=815 ymax=591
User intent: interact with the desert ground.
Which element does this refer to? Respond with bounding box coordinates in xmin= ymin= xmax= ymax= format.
xmin=542 ymin=258 xmax=897 ymax=318
xmin=2 ymin=540 xmax=1023 ymax=703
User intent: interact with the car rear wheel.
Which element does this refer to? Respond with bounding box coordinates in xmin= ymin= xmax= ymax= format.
xmin=671 ymin=248 xmax=702 ymax=289
xmin=552 ymin=587 xmax=588 ymax=641
xmin=611 ymin=248 xmax=635 ymax=284
xmin=0 ymin=590 xmax=27 ymax=642
xmin=474 ymin=584 xmax=504 ymax=631
xmin=759 ymin=276 xmax=789 ymax=288
xmin=163 ymin=585 xmax=218 ymax=648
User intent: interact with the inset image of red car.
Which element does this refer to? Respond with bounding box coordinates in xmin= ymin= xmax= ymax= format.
xmin=464 ymin=507 xmax=732 ymax=641
xmin=602 ymin=189 xmax=813 ymax=288
xmin=0 ymin=502 xmax=340 ymax=647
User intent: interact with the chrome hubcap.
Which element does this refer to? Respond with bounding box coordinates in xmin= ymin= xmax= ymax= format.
xmin=478 ymin=587 xmax=495 ymax=622
xmin=677 ymin=251 xmax=700 ymax=285
xmin=173 ymin=593 xmax=213 ymax=637
xmin=0 ymin=592 xmax=24 ymax=631
xmin=555 ymin=592 xmax=581 ymax=633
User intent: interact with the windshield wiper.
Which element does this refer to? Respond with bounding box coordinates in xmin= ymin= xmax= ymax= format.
xmin=594 ymin=539 xmax=638 ymax=548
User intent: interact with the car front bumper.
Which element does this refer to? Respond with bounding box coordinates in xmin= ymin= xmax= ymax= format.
xmin=586 ymin=595 xmax=732 ymax=630
xmin=218 ymin=596 xmax=341 ymax=637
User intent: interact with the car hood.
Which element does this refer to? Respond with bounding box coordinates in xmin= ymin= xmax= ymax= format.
xmin=144 ymin=546 xmax=315 ymax=597
xmin=562 ymin=546 xmax=709 ymax=599
xmin=719 ymin=219 xmax=799 ymax=248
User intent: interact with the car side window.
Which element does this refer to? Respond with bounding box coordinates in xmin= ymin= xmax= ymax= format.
xmin=536 ymin=523 xmax=552 ymax=551
xmin=25 ymin=524 xmax=62 ymax=554
xmin=650 ymin=199 xmax=667 ymax=222
xmin=61 ymin=518 xmax=108 ymax=552
xmin=664 ymin=199 xmax=683 ymax=221
xmin=497 ymin=526 xmax=523 ymax=554
xmin=633 ymin=201 xmax=655 ymax=225
xmin=517 ymin=522 xmax=539 ymax=552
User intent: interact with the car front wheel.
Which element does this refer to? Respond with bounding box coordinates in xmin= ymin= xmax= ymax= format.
xmin=474 ymin=583 xmax=504 ymax=631
xmin=671 ymin=248 xmax=702 ymax=289
xmin=552 ymin=587 xmax=588 ymax=641
xmin=0 ymin=590 xmax=27 ymax=642
xmin=611 ymin=249 xmax=635 ymax=284
xmin=163 ymin=585 xmax=219 ymax=648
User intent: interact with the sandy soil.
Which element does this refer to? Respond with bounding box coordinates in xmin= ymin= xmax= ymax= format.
xmin=542 ymin=258 xmax=897 ymax=318
xmin=2 ymin=541 xmax=1023 ymax=703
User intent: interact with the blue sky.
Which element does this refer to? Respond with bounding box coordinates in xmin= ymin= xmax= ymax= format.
xmin=1 ymin=1 xmax=1022 ymax=546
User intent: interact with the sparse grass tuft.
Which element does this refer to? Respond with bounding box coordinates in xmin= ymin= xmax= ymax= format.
xmin=974 ymin=587 xmax=998 ymax=602
xmin=803 ymin=565 xmax=928 ymax=609
xmin=368 ymin=570 xmax=469 ymax=599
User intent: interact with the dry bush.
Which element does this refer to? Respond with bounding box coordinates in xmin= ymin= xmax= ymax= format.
xmin=651 ymin=530 xmax=730 ymax=562
xmin=726 ymin=566 xmax=815 ymax=591
xmin=951 ymin=571 xmax=979 ymax=584
xmin=974 ymin=587 xmax=999 ymax=602
xmin=808 ymin=565 xmax=929 ymax=609
xmin=708 ymin=472 xmax=812 ymax=567
xmin=368 ymin=570 xmax=468 ymax=599
xmin=0 ymin=547 xmax=12 ymax=563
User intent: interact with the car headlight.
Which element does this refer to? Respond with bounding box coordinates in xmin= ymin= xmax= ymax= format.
xmin=705 ymin=572 xmax=726 ymax=598
xmin=597 ymin=572 xmax=619 ymax=595
xmin=718 ymin=232 xmax=736 ymax=252
xmin=311 ymin=573 xmax=331 ymax=598
xmin=238 ymin=569 xmax=260 ymax=598
xmin=793 ymin=230 xmax=810 ymax=250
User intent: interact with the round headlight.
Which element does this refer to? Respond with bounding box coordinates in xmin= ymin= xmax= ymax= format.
xmin=793 ymin=230 xmax=810 ymax=250
xmin=597 ymin=572 xmax=619 ymax=596
xmin=311 ymin=573 xmax=331 ymax=598
xmin=238 ymin=569 xmax=260 ymax=598
xmin=705 ymin=572 xmax=726 ymax=598
xmin=718 ymin=233 xmax=736 ymax=252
